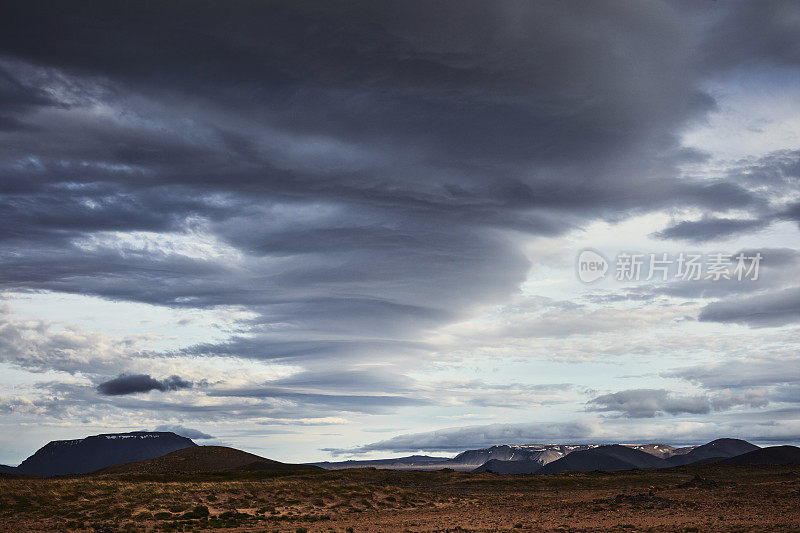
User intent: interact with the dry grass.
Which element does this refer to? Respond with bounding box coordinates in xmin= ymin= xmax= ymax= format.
xmin=1 ymin=464 xmax=799 ymax=531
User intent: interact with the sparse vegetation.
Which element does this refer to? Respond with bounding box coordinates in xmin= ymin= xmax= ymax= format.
xmin=1 ymin=464 xmax=798 ymax=531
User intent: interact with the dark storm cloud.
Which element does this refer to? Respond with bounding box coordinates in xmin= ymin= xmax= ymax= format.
xmin=0 ymin=65 xmax=62 ymax=131
xmin=0 ymin=0 xmax=798 ymax=420
xmin=0 ymin=0 xmax=768 ymax=223
xmin=0 ymin=2 xmax=762 ymax=310
xmin=97 ymin=374 xmax=193 ymax=396
xmin=699 ymin=0 xmax=800 ymax=69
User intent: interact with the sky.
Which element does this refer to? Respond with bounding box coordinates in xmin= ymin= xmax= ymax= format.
xmin=0 ymin=0 xmax=799 ymax=465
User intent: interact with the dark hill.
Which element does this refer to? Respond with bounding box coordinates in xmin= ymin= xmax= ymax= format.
xmin=0 ymin=464 xmax=17 ymax=474
xmin=94 ymin=445 xmax=321 ymax=474
xmin=539 ymin=445 xmax=669 ymax=474
xmin=16 ymin=432 xmax=196 ymax=476
xmin=719 ymin=445 xmax=800 ymax=465
xmin=472 ymin=459 xmax=543 ymax=474
xmin=667 ymin=438 xmax=759 ymax=466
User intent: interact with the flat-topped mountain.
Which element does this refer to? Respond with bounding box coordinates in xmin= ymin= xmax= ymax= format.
xmin=95 ymin=445 xmax=321 ymax=474
xmin=15 ymin=432 xmax=196 ymax=476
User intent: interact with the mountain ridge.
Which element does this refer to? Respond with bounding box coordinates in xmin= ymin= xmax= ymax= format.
xmin=666 ymin=438 xmax=760 ymax=466
xmin=315 ymin=443 xmax=700 ymax=471
xmin=539 ymin=445 xmax=671 ymax=474
xmin=718 ymin=445 xmax=800 ymax=466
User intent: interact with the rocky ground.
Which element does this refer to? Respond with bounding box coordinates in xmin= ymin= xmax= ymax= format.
xmin=1 ymin=464 xmax=799 ymax=531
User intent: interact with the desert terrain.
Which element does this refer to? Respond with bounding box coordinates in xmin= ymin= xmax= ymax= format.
xmin=2 ymin=463 xmax=799 ymax=532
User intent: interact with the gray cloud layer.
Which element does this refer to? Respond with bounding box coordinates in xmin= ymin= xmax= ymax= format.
xmin=0 ymin=1 xmax=799 ymax=438
xmin=588 ymin=389 xmax=711 ymax=418
xmin=328 ymin=420 xmax=597 ymax=455
xmin=0 ymin=1 xmax=791 ymax=334
xmin=699 ymin=287 xmax=800 ymax=327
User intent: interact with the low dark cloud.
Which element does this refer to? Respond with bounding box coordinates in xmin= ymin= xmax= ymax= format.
xmin=153 ymin=424 xmax=214 ymax=440
xmin=655 ymin=217 xmax=770 ymax=242
xmin=326 ymin=420 xmax=597 ymax=455
xmin=587 ymin=389 xmax=711 ymax=418
xmin=97 ymin=374 xmax=193 ymax=396
xmin=333 ymin=410 xmax=800 ymax=456
xmin=698 ymin=287 xmax=800 ymax=327
xmin=654 ymin=356 xmax=800 ymax=414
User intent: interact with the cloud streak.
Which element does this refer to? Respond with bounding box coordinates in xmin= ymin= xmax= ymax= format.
xmin=97 ymin=374 xmax=193 ymax=396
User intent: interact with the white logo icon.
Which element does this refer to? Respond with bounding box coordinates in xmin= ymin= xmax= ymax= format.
xmin=577 ymin=249 xmax=608 ymax=283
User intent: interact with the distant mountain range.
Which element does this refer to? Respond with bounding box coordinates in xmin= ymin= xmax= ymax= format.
xmin=314 ymin=439 xmax=794 ymax=474
xmin=314 ymin=443 xmax=700 ymax=472
xmin=451 ymin=444 xmax=594 ymax=468
xmin=2 ymin=432 xmax=798 ymax=478
xmin=471 ymin=439 xmax=763 ymax=474
xmin=313 ymin=455 xmax=452 ymax=470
